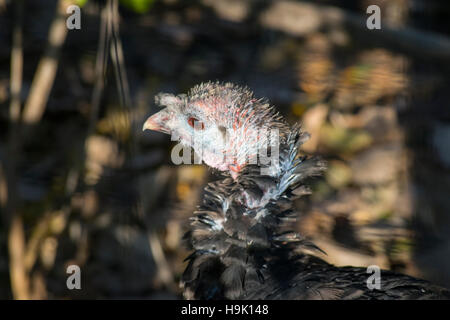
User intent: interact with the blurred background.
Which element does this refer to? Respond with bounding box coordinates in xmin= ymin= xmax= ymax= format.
xmin=0 ymin=0 xmax=449 ymax=299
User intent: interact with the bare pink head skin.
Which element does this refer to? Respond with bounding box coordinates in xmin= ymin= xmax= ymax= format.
xmin=143 ymin=82 xmax=289 ymax=179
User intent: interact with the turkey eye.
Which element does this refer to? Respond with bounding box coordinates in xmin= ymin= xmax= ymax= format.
xmin=188 ymin=117 xmax=204 ymax=130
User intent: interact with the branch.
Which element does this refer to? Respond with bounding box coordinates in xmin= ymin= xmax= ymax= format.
xmin=260 ymin=1 xmax=450 ymax=63
xmin=5 ymin=0 xmax=28 ymax=300
xmin=5 ymin=0 xmax=76 ymax=300
xmin=21 ymin=0 xmax=71 ymax=125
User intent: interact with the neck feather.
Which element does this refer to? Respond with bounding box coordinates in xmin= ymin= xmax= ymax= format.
xmin=181 ymin=124 xmax=326 ymax=299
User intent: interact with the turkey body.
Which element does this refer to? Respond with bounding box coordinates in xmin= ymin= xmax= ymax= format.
xmin=143 ymin=82 xmax=450 ymax=300
xmin=237 ymin=254 xmax=450 ymax=300
xmin=181 ymin=126 xmax=450 ymax=300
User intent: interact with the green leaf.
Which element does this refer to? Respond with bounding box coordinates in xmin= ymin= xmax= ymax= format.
xmin=120 ymin=0 xmax=156 ymax=13
xmin=77 ymin=0 xmax=89 ymax=7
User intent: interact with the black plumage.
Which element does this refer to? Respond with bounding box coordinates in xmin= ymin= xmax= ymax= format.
xmin=143 ymin=82 xmax=450 ymax=300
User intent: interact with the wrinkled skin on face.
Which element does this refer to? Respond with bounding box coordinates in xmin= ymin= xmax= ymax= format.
xmin=143 ymin=82 xmax=290 ymax=178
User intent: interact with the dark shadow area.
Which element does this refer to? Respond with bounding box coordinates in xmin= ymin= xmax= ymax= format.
xmin=0 ymin=0 xmax=449 ymax=299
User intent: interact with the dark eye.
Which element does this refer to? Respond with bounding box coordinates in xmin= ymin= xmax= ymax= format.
xmin=188 ymin=117 xmax=204 ymax=130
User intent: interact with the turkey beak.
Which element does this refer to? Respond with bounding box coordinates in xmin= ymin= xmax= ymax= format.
xmin=143 ymin=108 xmax=171 ymax=134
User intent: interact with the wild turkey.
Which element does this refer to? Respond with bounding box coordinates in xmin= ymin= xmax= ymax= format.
xmin=143 ymin=82 xmax=450 ymax=300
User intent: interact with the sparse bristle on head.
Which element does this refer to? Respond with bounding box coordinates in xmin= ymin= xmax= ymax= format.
xmin=187 ymin=81 xmax=290 ymax=137
xmin=145 ymin=82 xmax=292 ymax=177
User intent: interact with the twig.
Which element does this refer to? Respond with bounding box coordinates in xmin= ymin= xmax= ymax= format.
xmin=88 ymin=2 xmax=110 ymax=134
xmin=9 ymin=1 xmax=23 ymax=125
xmin=21 ymin=0 xmax=70 ymax=125
xmin=70 ymin=0 xmax=111 ymax=268
xmin=148 ymin=232 xmax=175 ymax=290
xmin=109 ymin=0 xmax=131 ymax=110
xmin=5 ymin=0 xmax=28 ymax=300
xmin=5 ymin=0 xmax=75 ymax=300
xmin=8 ymin=215 xmax=29 ymax=299
xmin=108 ymin=0 xmax=135 ymax=150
